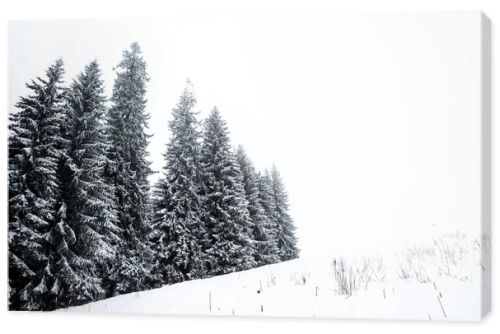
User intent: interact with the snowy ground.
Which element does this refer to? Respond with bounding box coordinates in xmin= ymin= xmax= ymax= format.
xmin=63 ymin=233 xmax=489 ymax=321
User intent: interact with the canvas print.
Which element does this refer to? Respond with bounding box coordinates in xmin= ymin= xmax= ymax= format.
xmin=7 ymin=12 xmax=491 ymax=320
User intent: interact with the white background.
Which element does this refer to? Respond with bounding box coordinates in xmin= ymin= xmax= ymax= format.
xmin=7 ymin=13 xmax=483 ymax=260
xmin=0 ymin=0 xmax=498 ymax=333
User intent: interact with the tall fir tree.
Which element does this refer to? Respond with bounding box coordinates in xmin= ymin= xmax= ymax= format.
xmin=236 ymin=147 xmax=280 ymax=265
xmin=64 ymin=61 xmax=122 ymax=297
xmin=44 ymin=156 xmax=103 ymax=309
xmin=151 ymin=82 xmax=206 ymax=284
xmin=257 ymin=171 xmax=281 ymax=261
xmin=200 ymin=108 xmax=256 ymax=275
xmin=270 ymin=166 xmax=299 ymax=260
xmin=106 ymin=43 xmax=155 ymax=294
xmin=8 ymin=59 xmax=67 ymax=310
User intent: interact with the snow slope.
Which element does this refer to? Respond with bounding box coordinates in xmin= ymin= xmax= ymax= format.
xmin=63 ymin=233 xmax=487 ymax=321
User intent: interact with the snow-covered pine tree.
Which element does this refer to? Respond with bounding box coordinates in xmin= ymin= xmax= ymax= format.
xmin=200 ymin=108 xmax=256 ymax=275
xmin=8 ymin=59 xmax=67 ymax=310
xmin=151 ymin=82 xmax=206 ymax=284
xmin=45 ymin=156 xmax=103 ymax=309
xmin=64 ymin=61 xmax=122 ymax=297
xmin=106 ymin=43 xmax=155 ymax=294
xmin=257 ymin=170 xmax=281 ymax=262
xmin=236 ymin=147 xmax=280 ymax=266
xmin=270 ymin=166 xmax=299 ymax=260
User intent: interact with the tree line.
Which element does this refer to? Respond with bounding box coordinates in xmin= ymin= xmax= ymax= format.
xmin=8 ymin=43 xmax=299 ymax=311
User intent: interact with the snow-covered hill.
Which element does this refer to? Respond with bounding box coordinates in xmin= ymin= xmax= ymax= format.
xmin=63 ymin=233 xmax=488 ymax=321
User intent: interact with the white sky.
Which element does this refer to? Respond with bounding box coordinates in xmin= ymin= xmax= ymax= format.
xmin=8 ymin=13 xmax=484 ymax=259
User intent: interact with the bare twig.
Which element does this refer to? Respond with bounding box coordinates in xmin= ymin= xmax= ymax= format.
xmin=437 ymin=295 xmax=447 ymax=318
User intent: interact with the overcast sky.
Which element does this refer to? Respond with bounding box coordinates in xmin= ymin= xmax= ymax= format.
xmin=8 ymin=13 xmax=484 ymax=259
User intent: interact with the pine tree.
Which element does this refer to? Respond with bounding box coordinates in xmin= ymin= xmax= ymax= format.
xmin=236 ymin=147 xmax=279 ymax=265
xmin=270 ymin=166 xmax=299 ymax=260
xmin=44 ymin=156 xmax=103 ymax=309
xmin=8 ymin=59 xmax=67 ymax=310
xmin=64 ymin=61 xmax=121 ymax=297
xmin=200 ymin=108 xmax=256 ymax=275
xmin=151 ymin=82 xmax=206 ymax=284
xmin=257 ymin=171 xmax=281 ymax=262
xmin=106 ymin=43 xmax=155 ymax=294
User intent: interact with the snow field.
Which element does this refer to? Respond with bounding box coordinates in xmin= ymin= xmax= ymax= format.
xmin=66 ymin=232 xmax=488 ymax=321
